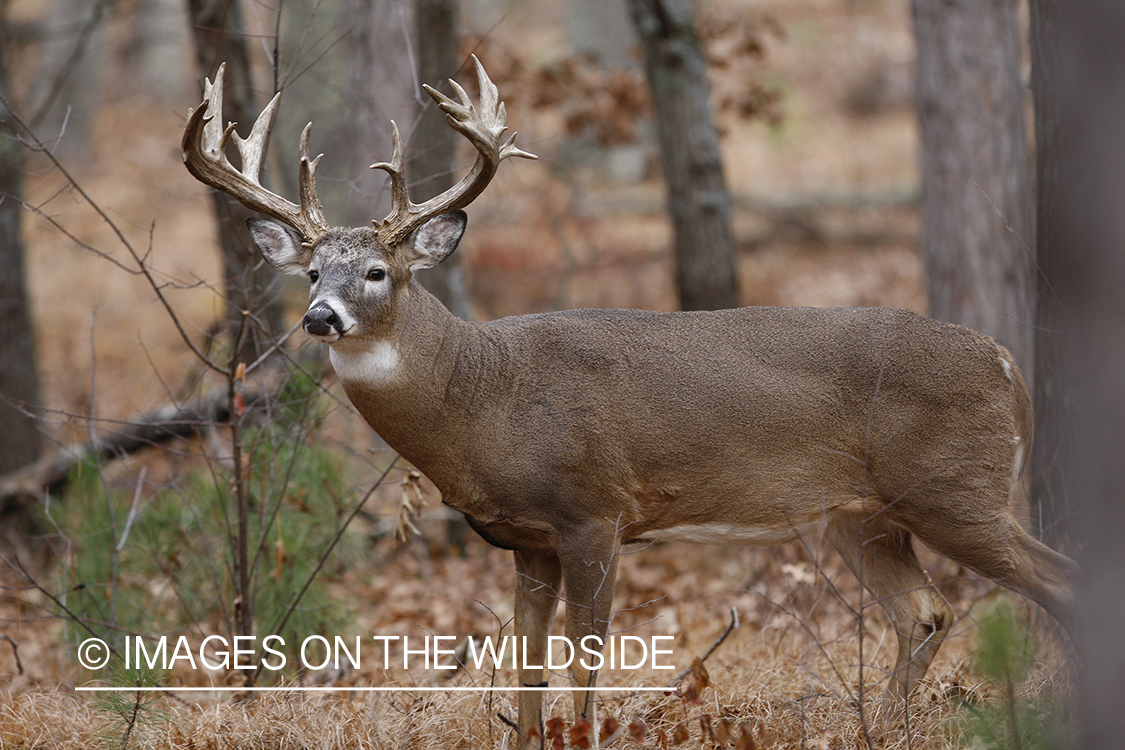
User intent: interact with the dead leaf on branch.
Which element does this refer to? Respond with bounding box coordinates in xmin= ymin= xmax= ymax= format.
xmin=394 ymin=470 xmax=426 ymax=542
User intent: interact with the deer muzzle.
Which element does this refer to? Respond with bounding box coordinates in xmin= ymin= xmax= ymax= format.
xmin=303 ymin=302 xmax=341 ymax=339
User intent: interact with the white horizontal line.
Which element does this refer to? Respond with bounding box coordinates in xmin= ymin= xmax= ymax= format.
xmin=75 ymin=686 xmax=672 ymax=693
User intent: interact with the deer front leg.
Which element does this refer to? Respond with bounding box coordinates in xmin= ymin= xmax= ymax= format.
xmin=514 ymin=549 xmax=562 ymax=747
xmin=560 ymin=527 xmax=621 ymax=726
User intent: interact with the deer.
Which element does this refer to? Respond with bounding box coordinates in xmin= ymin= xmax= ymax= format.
xmin=183 ymin=57 xmax=1076 ymax=745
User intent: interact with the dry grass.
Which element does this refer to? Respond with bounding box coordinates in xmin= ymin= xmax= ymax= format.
xmin=0 ymin=536 xmax=1074 ymax=748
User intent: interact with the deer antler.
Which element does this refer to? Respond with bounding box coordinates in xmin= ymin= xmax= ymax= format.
xmin=370 ymin=55 xmax=538 ymax=246
xmin=182 ymin=63 xmax=330 ymax=245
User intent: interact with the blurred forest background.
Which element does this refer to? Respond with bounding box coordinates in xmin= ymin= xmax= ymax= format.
xmin=0 ymin=0 xmax=1122 ymax=747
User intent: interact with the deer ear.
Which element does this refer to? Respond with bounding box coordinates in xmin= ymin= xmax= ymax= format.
xmin=403 ymin=210 xmax=467 ymax=270
xmin=246 ymin=217 xmax=313 ymax=275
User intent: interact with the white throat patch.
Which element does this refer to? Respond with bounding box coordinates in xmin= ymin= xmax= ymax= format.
xmin=330 ymin=342 xmax=401 ymax=384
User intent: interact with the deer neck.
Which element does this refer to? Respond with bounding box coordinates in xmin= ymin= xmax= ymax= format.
xmin=327 ymin=280 xmax=488 ymax=485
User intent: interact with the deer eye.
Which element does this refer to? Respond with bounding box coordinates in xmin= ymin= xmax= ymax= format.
xmin=367 ymin=268 xmax=387 ymax=282
xmin=308 ymin=269 xmax=319 ymax=283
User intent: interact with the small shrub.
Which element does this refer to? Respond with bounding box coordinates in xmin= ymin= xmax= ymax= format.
xmin=958 ymin=604 xmax=1073 ymax=750
xmin=41 ymin=369 xmax=361 ymax=684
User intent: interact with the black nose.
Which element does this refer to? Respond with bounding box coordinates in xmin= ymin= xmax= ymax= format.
xmin=303 ymin=303 xmax=339 ymax=337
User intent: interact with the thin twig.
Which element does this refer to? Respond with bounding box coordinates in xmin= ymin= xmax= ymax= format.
xmin=115 ymin=467 xmax=147 ymax=553
xmin=0 ymin=634 xmax=24 ymax=675
xmin=0 ymin=554 xmax=112 ymax=648
xmin=752 ymin=592 xmax=854 ymax=703
xmin=266 ymin=457 xmax=399 ymax=641
xmin=0 ymin=95 xmax=225 ymax=375
xmin=667 ymin=607 xmax=740 ymax=687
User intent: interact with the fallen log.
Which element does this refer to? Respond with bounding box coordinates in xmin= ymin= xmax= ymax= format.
xmin=0 ymin=387 xmax=265 ymax=511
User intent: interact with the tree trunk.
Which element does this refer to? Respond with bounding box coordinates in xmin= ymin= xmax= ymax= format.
xmin=569 ymin=0 xmax=634 ymax=68
xmin=128 ymin=0 xmax=191 ymax=103
xmin=411 ymin=0 xmax=473 ymax=320
xmin=628 ymin=0 xmax=740 ymax=312
xmin=1028 ymin=0 xmax=1072 ymax=548
xmin=0 ymin=17 xmax=42 ymax=477
xmin=186 ymin=0 xmax=285 ymax=362
xmin=911 ymin=0 xmax=1035 ymax=378
xmin=1038 ymin=1 xmax=1125 ymax=744
xmin=31 ymin=0 xmax=107 ymax=155
xmin=339 ymin=0 xmax=414 ymax=229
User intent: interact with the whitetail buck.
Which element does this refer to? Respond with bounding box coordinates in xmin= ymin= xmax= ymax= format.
xmin=184 ymin=57 xmax=1075 ymax=743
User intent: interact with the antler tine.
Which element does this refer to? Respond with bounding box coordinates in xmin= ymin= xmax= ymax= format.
xmin=370 ymin=121 xmax=411 ymax=231
xmin=370 ymin=55 xmax=537 ymax=246
xmin=230 ymin=90 xmax=280 ymax=186
xmin=297 ymin=123 xmax=328 ymax=241
xmin=182 ymin=62 xmax=330 ymax=244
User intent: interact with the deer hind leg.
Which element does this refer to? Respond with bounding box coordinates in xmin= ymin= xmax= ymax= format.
xmin=904 ymin=506 xmax=1077 ymax=631
xmin=559 ymin=526 xmax=621 ymax=725
xmin=514 ymin=549 xmax=562 ymax=747
xmin=826 ymin=512 xmax=954 ymax=704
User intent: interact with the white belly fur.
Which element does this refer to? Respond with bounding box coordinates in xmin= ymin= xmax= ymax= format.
xmin=645 ymin=520 xmax=822 ymax=546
